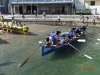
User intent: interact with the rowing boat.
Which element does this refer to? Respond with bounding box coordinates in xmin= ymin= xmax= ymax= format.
xmin=39 ymin=31 xmax=85 ymax=56
xmin=0 ymin=22 xmax=28 ymax=35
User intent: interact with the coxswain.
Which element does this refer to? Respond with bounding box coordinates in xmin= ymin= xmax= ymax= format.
xmin=22 ymin=24 xmax=29 ymax=35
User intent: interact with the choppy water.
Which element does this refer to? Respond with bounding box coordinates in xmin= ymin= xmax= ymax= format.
xmin=0 ymin=25 xmax=100 ymax=75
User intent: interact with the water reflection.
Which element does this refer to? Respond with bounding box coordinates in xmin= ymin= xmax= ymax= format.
xmin=0 ymin=38 xmax=9 ymax=44
xmin=0 ymin=61 xmax=15 ymax=67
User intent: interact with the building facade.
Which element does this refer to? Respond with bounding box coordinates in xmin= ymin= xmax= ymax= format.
xmin=9 ymin=0 xmax=75 ymax=15
xmin=0 ymin=0 xmax=8 ymax=14
xmin=75 ymin=0 xmax=85 ymax=10
xmin=85 ymin=0 xmax=100 ymax=14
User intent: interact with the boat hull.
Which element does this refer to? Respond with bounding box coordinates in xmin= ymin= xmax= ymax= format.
xmin=40 ymin=35 xmax=84 ymax=56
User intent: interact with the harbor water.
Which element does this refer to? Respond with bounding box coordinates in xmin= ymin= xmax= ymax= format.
xmin=0 ymin=24 xmax=100 ymax=75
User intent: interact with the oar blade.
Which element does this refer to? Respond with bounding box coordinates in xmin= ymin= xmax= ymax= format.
xmin=84 ymin=54 xmax=92 ymax=59
xmin=18 ymin=58 xmax=29 ymax=67
xmin=77 ymin=39 xmax=86 ymax=42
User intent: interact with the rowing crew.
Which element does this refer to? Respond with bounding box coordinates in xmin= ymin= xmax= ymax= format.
xmin=45 ymin=26 xmax=87 ymax=47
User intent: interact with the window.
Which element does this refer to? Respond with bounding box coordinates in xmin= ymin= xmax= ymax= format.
xmin=90 ymin=1 xmax=95 ymax=6
xmin=0 ymin=0 xmax=3 ymax=5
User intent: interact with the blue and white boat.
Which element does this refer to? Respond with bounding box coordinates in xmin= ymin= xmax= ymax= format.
xmin=39 ymin=31 xmax=86 ymax=56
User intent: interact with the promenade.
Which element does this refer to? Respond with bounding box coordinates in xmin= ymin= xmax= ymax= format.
xmin=0 ymin=15 xmax=100 ymax=23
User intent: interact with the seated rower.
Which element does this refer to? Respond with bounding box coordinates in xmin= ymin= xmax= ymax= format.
xmin=9 ymin=22 xmax=13 ymax=34
xmin=68 ymin=29 xmax=74 ymax=39
xmin=22 ymin=24 xmax=29 ymax=35
xmin=45 ymin=36 xmax=53 ymax=47
xmin=15 ymin=21 xmax=18 ymax=26
xmin=49 ymin=30 xmax=57 ymax=45
xmin=69 ymin=26 xmax=76 ymax=32
xmin=56 ymin=29 xmax=61 ymax=42
xmin=57 ymin=36 xmax=69 ymax=45
xmin=74 ymin=27 xmax=82 ymax=36
xmin=6 ymin=22 xmax=10 ymax=33
xmin=2 ymin=22 xmax=5 ymax=33
xmin=81 ymin=25 xmax=87 ymax=31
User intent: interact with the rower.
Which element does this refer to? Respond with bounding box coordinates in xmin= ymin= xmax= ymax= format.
xmin=2 ymin=22 xmax=5 ymax=33
xmin=6 ymin=22 xmax=9 ymax=33
xmin=81 ymin=26 xmax=87 ymax=31
xmin=9 ymin=22 xmax=13 ymax=34
xmin=45 ymin=36 xmax=53 ymax=47
xmin=22 ymin=24 xmax=29 ymax=35
xmin=56 ymin=29 xmax=61 ymax=40
xmin=68 ymin=29 xmax=74 ymax=39
xmin=69 ymin=26 xmax=76 ymax=32
xmin=49 ymin=30 xmax=57 ymax=45
xmin=75 ymin=27 xmax=82 ymax=36
xmin=1 ymin=16 xmax=4 ymax=22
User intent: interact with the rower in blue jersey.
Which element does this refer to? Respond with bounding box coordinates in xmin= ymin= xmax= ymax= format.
xmin=68 ymin=29 xmax=74 ymax=39
xmin=49 ymin=30 xmax=57 ymax=45
xmin=75 ymin=27 xmax=82 ymax=35
xmin=69 ymin=26 xmax=76 ymax=32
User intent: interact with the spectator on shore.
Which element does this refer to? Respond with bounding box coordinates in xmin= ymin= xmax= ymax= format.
xmin=58 ymin=15 xmax=60 ymax=21
xmin=92 ymin=16 xmax=96 ymax=25
xmin=22 ymin=14 xmax=25 ymax=19
xmin=42 ymin=11 xmax=46 ymax=18
xmin=97 ymin=16 xmax=100 ymax=21
xmin=85 ymin=16 xmax=89 ymax=23
xmin=80 ymin=15 xmax=84 ymax=24
xmin=34 ymin=10 xmax=37 ymax=18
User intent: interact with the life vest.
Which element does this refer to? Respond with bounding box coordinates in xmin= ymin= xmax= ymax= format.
xmin=23 ymin=26 xmax=28 ymax=31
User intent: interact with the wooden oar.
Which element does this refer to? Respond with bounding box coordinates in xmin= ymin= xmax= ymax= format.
xmin=68 ymin=43 xmax=92 ymax=59
xmin=18 ymin=40 xmax=44 ymax=67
